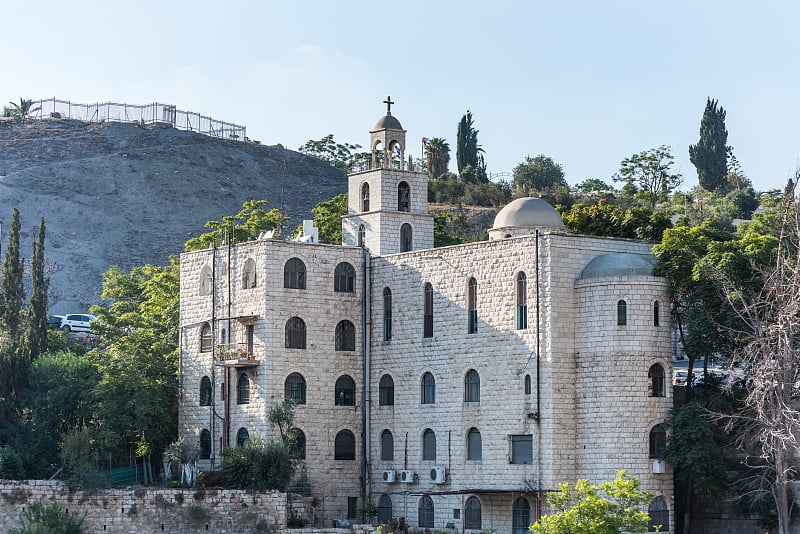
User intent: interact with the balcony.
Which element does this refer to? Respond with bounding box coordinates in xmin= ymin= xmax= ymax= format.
xmin=215 ymin=343 xmax=261 ymax=368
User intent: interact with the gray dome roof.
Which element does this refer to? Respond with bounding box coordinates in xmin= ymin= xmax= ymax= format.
xmin=581 ymin=253 xmax=653 ymax=279
xmin=492 ymin=197 xmax=565 ymax=230
xmin=373 ymin=113 xmax=403 ymax=131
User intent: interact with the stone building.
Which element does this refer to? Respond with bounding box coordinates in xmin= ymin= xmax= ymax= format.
xmin=179 ymin=101 xmax=674 ymax=533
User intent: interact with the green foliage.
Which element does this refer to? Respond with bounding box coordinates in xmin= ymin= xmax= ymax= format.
xmin=1 ymin=208 xmax=24 ymax=344
xmin=61 ymin=427 xmax=101 ymax=491
xmin=428 ymin=176 xmax=511 ymax=207
xmin=26 ymin=218 xmax=48 ymax=358
xmin=689 ymin=98 xmax=729 ymax=193
xmin=311 ymin=194 xmax=347 ymax=244
xmin=425 ymin=138 xmax=451 ymax=179
xmin=512 ymin=155 xmax=567 ymax=194
xmin=561 ymin=200 xmax=672 ymax=241
xmin=297 ymin=134 xmax=364 ymax=171
xmin=531 ymin=471 xmax=654 ymax=534
xmin=613 ymin=146 xmax=682 ymax=208
xmin=219 ymin=434 xmax=295 ymax=492
xmin=0 ymin=445 xmax=24 ymax=479
xmin=8 ymin=499 xmax=85 ymax=534
xmin=4 ymin=98 xmax=41 ymax=119
xmin=456 ymin=110 xmax=485 ymax=178
xmin=576 ymin=178 xmax=613 ymax=192
xmin=185 ymin=200 xmax=284 ymax=250
xmin=267 ymin=399 xmax=296 ymax=445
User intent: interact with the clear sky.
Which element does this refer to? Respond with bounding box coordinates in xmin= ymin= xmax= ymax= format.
xmin=3 ymin=0 xmax=799 ymax=193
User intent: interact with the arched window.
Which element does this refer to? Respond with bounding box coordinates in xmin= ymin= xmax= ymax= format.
xmin=379 ymin=374 xmax=394 ymax=406
xmin=378 ymin=495 xmax=393 ymax=524
xmin=200 ymin=323 xmax=212 ymax=352
xmin=285 ymin=373 xmax=307 ymax=404
xmin=467 ymin=428 xmax=482 ymax=461
xmin=290 ymin=428 xmax=306 ymax=459
xmin=422 ymin=428 xmax=436 ymax=461
xmin=383 ymin=288 xmax=392 ymax=341
xmin=524 ymin=374 xmax=532 ymax=395
xmin=334 ymin=262 xmax=356 ymax=293
xmin=653 ymin=300 xmax=660 ymax=327
xmin=358 ymin=225 xmax=366 ymax=247
xmin=398 ymin=181 xmax=410 ymax=212
xmin=617 ymin=299 xmax=627 ymax=326
xmin=421 ymin=372 xmax=435 ymax=404
xmin=464 ymin=369 xmax=480 ymax=402
xmin=335 ymin=320 xmax=356 ymax=351
xmin=334 ymin=429 xmax=356 ymax=460
xmin=237 ymin=373 xmax=250 ymax=404
xmin=400 ymin=223 xmax=412 ymax=252
xmin=468 ymin=277 xmax=478 ymax=334
xmin=418 ymin=495 xmax=434 ymax=528
xmin=464 ymin=496 xmax=482 ymax=529
xmin=236 ymin=427 xmax=250 ymax=447
xmin=512 ymin=498 xmax=531 ymax=534
xmin=517 ymin=272 xmax=528 ymax=330
xmin=284 ymin=258 xmax=306 ymax=289
xmin=199 ymin=429 xmax=211 ymax=460
xmin=649 ymin=424 xmax=666 ymax=459
xmin=380 ymin=430 xmax=394 ymax=461
xmin=648 ymin=496 xmax=669 ymax=532
xmin=361 ymin=183 xmax=370 ymax=212
xmin=285 ymin=317 xmax=306 ymax=349
xmin=200 ymin=376 xmax=212 ymax=406
xmin=242 ymin=258 xmax=257 ymax=289
xmin=424 ymin=282 xmax=434 ymax=338
xmin=648 ymin=364 xmax=665 ymax=397
xmin=199 ymin=265 xmax=212 ymax=296
xmin=335 ymin=375 xmax=356 ymax=406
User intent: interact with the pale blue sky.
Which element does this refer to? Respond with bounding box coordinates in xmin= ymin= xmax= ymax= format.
xmin=3 ymin=0 xmax=799 ymax=193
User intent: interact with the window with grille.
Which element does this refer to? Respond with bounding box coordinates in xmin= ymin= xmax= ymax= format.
xmin=418 ymin=496 xmax=434 ymax=528
xmin=285 ymin=317 xmax=306 ymax=349
xmin=648 ymin=496 xmax=669 ymax=532
xmin=334 ymin=262 xmax=356 ymax=293
xmin=200 ymin=323 xmax=212 ymax=352
xmin=464 ymin=369 xmax=480 ymax=402
xmin=237 ymin=373 xmax=250 ymax=404
xmin=378 ymin=495 xmax=393 ymax=524
xmin=335 ymin=320 xmax=356 ymax=351
xmin=379 ymin=374 xmax=394 ymax=406
xmin=285 ymin=373 xmax=307 ymax=404
xmin=335 ymin=375 xmax=356 ymax=406
xmin=284 ymin=258 xmax=306 ymax=289
xmin=512 ymin=498 xmax=530 ymax=534
xmin=464 ymin=497 xmax=482 ymax=529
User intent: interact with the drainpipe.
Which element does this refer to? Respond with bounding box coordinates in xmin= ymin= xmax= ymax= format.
xmin=535 ymin=230 xmax=542 ymax=503
xmin=211 ymin=246 xmax=218 ymax=463
xmin=362 ymin=250 xmax=373 ymax=504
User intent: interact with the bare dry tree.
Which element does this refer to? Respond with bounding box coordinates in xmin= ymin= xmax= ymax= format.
xmin=713 ymin=174 xmax=800 ymax=533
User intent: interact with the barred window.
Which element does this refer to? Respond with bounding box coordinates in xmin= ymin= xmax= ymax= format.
xmin=284 ymin=258 xmax=306 ymax=289
xmin=237 ymin=373 xmax=250 ymax=404
xmin=334 ymin=430 xmax=356 ymax=460
xmin=335 ymin=320 xmax=356 ymax=351
xmin=285 ymin=373 xmax=307 ymax=404
xmin=379 ymin=374 xmax=394 ymax=406
xmin=464 ymin=497 xmax=482 ymax=530
xmin=512 ymin=498 xmax=530 ymax=534
xmin=418 ymin=495 xmax=434 ymax=528
xmin=285 ymin=317 xmax=306 ymax=349
xmin=334 ymin=262 xmax=356 ymax=293
xmin=378 ymin=495 xmax=392 ymax=524
xmin=335 ymin=375 xmax=356 ymax=406
xmin=648 ymin=496 xmax=669 ymax=532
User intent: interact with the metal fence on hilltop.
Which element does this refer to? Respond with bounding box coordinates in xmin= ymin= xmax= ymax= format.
xmin=30 ymin=98 xmax=247 ymax=142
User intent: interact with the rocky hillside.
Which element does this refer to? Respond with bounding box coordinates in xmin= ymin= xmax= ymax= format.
xmin=0 ymin=118 xmax=347 ymax=313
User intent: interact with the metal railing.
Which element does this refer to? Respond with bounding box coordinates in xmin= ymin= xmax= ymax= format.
xmin=31 ymin=98 xmax=247 ymax=142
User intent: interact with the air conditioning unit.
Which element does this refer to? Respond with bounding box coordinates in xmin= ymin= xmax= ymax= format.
xmin=652 ymin=459 xmax=666 ymax=474
xmin=430 ymin=465 xmax=446 ymax=484
xmin=399 ymin=470 xmax=415 ymax=483
xmin=382 ymin=470 xmax=396 ymax=483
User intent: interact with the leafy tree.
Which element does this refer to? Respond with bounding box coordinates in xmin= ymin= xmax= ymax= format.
xmin=689 ymin=98 xmax=729 ymax=193
xmin=297 ymin=134 xmax=363 ymax=171
xmin=185 ymin=199 xmax=284 ymax=250
xmin=26 ymin=218 xmax=48 ymax=358
xmin=561 ymin=201 xmax=672 ymax=241
xmin=1 ymin=208 xmax=24 ymax=344
xmin=614 ymin=146 xmax=683 ymax=208
xmin=310 ymin=194 xmax=347 ymax=245
xmin=512 ymin=155 xmax=567 ymax=194
xmin=220 ymin=433 xmax=295 ymax=492
xmin=531 ymin=471 xmax=654 ymax=534
xmin=456 ymin=110 xmax=485 ymax=179
xmin=425 ymin=138 xmax=451 ymax=179
xmin=0 ymin=445 xmax=24 ymax=479
xmin=576 ymin=178 xmax=613 ymax=193
xmin=3 ymin=98 xmax=41 ymax=119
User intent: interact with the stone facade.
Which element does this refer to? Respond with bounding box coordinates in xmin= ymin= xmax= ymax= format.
xmin=178 ymin=105 xmax=674 ymax=532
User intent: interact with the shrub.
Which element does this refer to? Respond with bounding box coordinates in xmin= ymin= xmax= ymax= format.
xmin=220 ymin=434 xmax=294 ymax=492
xmin=8 ymin=499 xmax=86 ymax=534
xmin=0 ymin=446 xmax=25 ymax=479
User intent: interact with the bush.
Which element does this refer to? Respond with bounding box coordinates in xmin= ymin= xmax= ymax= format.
xmin=8 ymin=499 xmax=86 ymax=534
xmin=220 ymin=434 xmax=294 ymax=491
xmin=0 ymin=446 xmax=25 ymax=479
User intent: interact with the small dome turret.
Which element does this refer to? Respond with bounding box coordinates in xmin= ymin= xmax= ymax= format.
xmin=488 ymin=197 xmax=565 ymax=240
xmin=580 ymin=253 xmax=654 ymax=279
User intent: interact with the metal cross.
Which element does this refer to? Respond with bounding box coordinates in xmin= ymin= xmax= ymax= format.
xmin=383 ymin=96 xmax=394 ymax=114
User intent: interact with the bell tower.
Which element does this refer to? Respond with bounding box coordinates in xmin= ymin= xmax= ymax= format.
xmin=342 ymin=97 xmax=434 ymax=255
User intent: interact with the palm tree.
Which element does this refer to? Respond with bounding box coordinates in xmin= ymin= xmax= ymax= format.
xmin=5 ymin=98 xmax=41 ymax=119
xmin=425 ymin=138 xmax=450 ymax=179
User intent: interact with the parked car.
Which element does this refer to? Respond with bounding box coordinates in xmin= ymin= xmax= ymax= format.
xmin=673 ymin=369 xmax=689 ymax=386
xmin=47 ymin=314 xmax=64 ymax=329
xmin=60 ymin=313 xmax=96 ymax=333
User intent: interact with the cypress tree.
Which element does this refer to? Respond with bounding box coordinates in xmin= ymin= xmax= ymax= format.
xmin=27 ymin=217 xmax=48 ymax=358
xmin=689 ymin=98 xmax=729 ymax=192
xmin=1 ymin=208 xmax=24 ymax=343
xmin=456 ymin=110 xmax=484 ymax=179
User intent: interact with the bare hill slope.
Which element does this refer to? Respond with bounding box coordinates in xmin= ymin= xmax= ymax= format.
xmin=0 ymin=118 xmax=346 ymax=313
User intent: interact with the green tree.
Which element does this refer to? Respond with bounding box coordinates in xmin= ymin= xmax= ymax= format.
xmin=689 ymin=98 xmax=729 ymax=193
xmin=576 ymin=178 xmax=613 ymax=193
xmin=561 ymin=201 xmax=672 ymax=241
xmin=3 ymin=98 xmax=41 ymax=119
xmin=220 ymin=433 xmax=295 ymax=492
xmin=1 ymin=208 xmax=24 ymax=344
xmin=26 ymin=218 xmax=48 ymax=358
xmin=456 ymin=110 xmax=485 ymax=179
xmin=297 ymin=134 xmax=363 ymax=171
xmin=310 ymin=194 xmax=347 ymax=245
xmin=512 ymin=155 xmax=567 ymax=194
xmin=531 ymin=471 xmax=654 ymax=534
xmin=614 ymin=146 xmax=682 ymax=208
xmin=425 ymin=138 xmax=451 ymax=179
xmin=185 ymin=199 xmax=284 ymax=250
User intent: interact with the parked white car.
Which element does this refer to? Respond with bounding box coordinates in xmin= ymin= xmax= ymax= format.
xmin=60 ymin=313 xmax=96 ymax=333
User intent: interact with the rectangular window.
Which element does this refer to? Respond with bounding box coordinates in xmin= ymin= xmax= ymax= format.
xmin=510 ymin=435 xmax=533 ymax=464
xmin=347 ymin=497 xmax=358 ymax=519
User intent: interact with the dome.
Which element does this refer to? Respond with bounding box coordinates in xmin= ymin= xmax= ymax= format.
xmin=373 ymin=113 xmax=403 ymax=131
xmin=492 ymin=197 xmax=565 ymax=230
xmin=581 ymin=253 xmax=654 ymax=279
